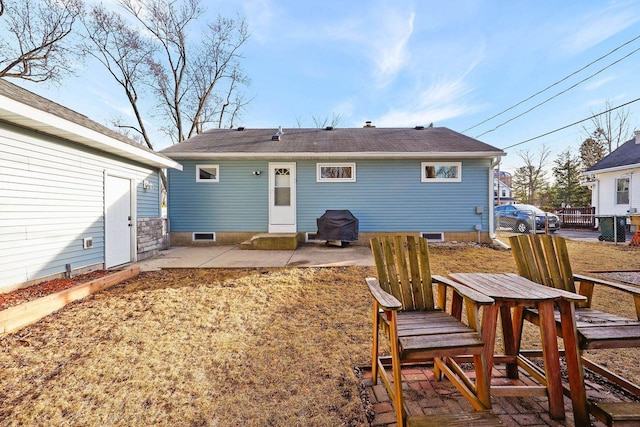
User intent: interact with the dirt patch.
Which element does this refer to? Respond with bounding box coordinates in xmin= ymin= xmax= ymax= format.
xmin=0 ymin=270 xmax=112 ymax=310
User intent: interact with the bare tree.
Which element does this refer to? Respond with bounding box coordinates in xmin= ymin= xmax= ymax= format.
xmin=82 ymin=4 xmax=156 ymax=150
xmin=0 ymin=0 xmax=83 ymax=82
xmin=310 ymin=112 xmax=344 ymax=128
xmin=118 ymin=0 xmax=249 ymax=143
xmin=582 ymin=100 xmax=632 ymax=155
xmin=511 ymin=145 xmax=551 ymax=205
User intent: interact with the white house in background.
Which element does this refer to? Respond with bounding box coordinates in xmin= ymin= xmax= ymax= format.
xmin=494 ymin=170 xmax=516 ymax=205
xmin=584 ymin=130 xmax=640 ymax=222
xmin=0 ymin=79 xmax=182 ymax=292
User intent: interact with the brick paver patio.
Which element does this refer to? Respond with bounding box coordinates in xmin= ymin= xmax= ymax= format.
xmin=359 ymin=362 xmax=639 ymax=426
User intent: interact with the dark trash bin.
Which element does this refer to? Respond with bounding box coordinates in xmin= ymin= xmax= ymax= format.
xmin=597 ymin=215 xmax=626 ymax=242
xmin=316 ymin=210 xmax=359 ymax=247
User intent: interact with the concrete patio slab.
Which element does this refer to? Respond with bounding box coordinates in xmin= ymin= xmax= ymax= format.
xmin=200 ymin=248 xmax=295 ymax=268
xmin=133 ymin=243 xmax=374 ymax=271
xmin=287 ymin=244 xmax=375 ymax=267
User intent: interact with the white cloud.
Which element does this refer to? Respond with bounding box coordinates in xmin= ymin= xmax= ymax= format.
xmin=376 ymin=77 xmax=479 ymax=127
xmin=557 ymin=3 xmax=640 ymax=54
xmin=241 ymin=0 xmax=277 ymax=43
xmin=583 ymin=75 xmax=616 ymax=91
xmin=322 ymin=6 xmax=416 ymax=87
xmin=370 ymin=11 xmax=415 ymax=86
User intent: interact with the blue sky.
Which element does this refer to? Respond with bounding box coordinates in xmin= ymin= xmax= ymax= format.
xmin=17 ymin=0 xmax=640 ymax=173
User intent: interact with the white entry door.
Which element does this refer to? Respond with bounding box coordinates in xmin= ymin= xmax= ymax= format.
xmin=268 ymin=162 xmax=296 ymax=233
xmin=106 ymin=175 xmax=132 ymax=267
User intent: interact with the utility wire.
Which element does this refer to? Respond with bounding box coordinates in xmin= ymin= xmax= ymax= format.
xmin=463 ymin=33 xmax=640 ymax=134
xmin=501 ymin=96 xmax=640 ymax=150
xmin=475 ymin=44 xmax=640 ymax=139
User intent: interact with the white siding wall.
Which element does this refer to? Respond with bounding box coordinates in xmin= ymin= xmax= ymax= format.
xmin=593 ymin=168 xmax=640 ymax=215
xmin=0 ymin=122 xmax=158 ymax=290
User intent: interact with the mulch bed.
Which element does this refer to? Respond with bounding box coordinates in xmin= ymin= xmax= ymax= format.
xmin=0 ymin=270 xmax=112 ymax=311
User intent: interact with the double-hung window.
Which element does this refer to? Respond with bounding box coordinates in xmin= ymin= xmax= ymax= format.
xmin=616 ymin=177 xmax=630 ymax=204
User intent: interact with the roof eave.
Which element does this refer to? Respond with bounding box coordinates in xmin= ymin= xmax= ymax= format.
xmin=583 ymin=163 xmax=640 ymax=175
xmin=163 ymin=151 xmax=506 ymax=160
xmin=0 ymin=94 xmax=182 ymax=171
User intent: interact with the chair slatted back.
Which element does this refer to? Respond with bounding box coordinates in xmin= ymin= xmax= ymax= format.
xmin=370 ymin=235 xmax=434 ymax=311
xmin=509 ymin=234 xmax=576 ymax=293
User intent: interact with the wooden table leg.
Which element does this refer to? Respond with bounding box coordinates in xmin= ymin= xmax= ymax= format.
xmin=500 ymin=305 xmax=519 ymax=379
xmin=537 ymin=300 xmax=565 ymax=420
xmin=558 ymin=300 xmax=590 ymax=427
xmin=481 ymin=304 xmax=500 ymax=382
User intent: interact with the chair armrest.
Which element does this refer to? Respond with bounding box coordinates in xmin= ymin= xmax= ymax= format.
xmin=365 ymin=277 xmax=402 ymax=310
xmin=574 ymin=273 xmax=640 ymax=296
xmin=432 ymin=275 xmax=494 ymax=305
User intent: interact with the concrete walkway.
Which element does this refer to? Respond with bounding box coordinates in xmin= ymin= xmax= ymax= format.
xmin=134 ymin=229 xmax=632 ymax=272
xmin=134 ymin=243 xmax=375 ymax=272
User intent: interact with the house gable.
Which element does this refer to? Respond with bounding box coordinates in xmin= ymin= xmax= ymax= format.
xmin=586 ymin=132 xmax=640 ymax=174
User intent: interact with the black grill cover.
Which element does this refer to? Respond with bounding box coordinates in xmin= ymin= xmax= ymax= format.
xmin=316 ymin=210 xmax=359 ymax=242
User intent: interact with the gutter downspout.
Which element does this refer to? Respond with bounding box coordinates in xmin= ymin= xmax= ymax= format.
xmin=489 ymin=157 xmax=511 ymax=249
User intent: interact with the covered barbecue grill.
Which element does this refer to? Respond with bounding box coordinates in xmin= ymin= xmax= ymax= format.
xmin=316 ymin=210 xmax=359 ymax=246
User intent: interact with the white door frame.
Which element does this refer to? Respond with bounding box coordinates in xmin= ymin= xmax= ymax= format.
xmin=268 ymin=162 xmax=297 ymax=233
xmin=105 ymin=172 xmax=137 ymax=268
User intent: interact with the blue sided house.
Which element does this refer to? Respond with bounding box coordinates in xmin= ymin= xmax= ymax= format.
xmin=0 ymin=79 xmax=182 ymax=292
xmin=160 ymin=124 xmax=505 ymax=246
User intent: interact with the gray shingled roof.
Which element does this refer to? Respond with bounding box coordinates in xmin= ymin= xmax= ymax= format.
xmin=586 ymin=138 xmax=640 ymax=172
xmin=159 ymin=126 xmax=504 ymax=158
xmin=0 ymin=78 xmax=179 ymax=169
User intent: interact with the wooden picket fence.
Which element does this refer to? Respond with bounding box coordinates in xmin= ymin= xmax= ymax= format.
xmin=555 ymin=207 xmax=596 ymax=228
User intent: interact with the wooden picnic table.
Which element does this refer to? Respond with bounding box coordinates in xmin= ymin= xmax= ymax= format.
xmin=448 ymin=272 xmax=590 ymax=426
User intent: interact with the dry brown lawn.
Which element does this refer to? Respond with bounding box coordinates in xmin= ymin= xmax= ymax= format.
xmin=0 ymin=240 xmax=639 ymax=426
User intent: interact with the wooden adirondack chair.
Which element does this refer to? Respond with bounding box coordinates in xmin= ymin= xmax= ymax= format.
xmin=366 ymin=235 xmax=495 ymax=426
xmin=510 ymin=233 xmax=640 ymax=395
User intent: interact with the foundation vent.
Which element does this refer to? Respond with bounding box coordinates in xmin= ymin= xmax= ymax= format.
xmin=193 ymin=232 xmax=216 ymax=242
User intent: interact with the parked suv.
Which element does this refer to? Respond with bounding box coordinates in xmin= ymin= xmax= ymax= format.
xmin=495 ymin=204 xmax=560 ymax=234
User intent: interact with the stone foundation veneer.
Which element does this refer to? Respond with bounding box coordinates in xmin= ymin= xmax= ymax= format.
xmin=137 ymin=218 xmax=168 ymax=260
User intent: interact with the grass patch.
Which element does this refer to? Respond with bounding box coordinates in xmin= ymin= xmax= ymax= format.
xmin=0 ymin=240 xmax=639 ymax=425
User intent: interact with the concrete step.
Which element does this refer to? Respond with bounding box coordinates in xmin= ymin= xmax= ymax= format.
xmin=240 ymin=233 xmax=298 ymax=250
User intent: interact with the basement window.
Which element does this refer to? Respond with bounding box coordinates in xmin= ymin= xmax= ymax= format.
xmin=196 ymin=165 xmax=219 ymax=182
xmin=305 ymin=232 xmax=323 ymax=243
xmin=193 ymin=232 xmax=216 ymax=242
xmin=421 ymin=162 xmax=461 ymax=182
xmin=421 ymin=232 xmax=444 ymax=242
xmin=317 ymin=163 xmax=356 ymax=182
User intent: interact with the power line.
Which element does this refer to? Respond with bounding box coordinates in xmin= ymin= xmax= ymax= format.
xmin=501 ymin=96 xmax=640 ymax=150
xmin=463 ymin=34 xmax=640 ymax=134
xmin=475 ymin=44 xmax=640 ymax=139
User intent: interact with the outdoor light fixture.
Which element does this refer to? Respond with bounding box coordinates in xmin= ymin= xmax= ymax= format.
xmin=252 ymin=170 xmax=261 ymax=176
xmin=143 ymin=180 xmax=153 ymax=190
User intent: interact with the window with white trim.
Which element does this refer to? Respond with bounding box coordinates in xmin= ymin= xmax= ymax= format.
xmin=196 ymin=165 xmax=219 ymax=182
xmin=421 ymin=162 xmax=461 ymax=182
xmin=616 ymin=177 xmax=629 ymax=204
xmin=316 ymin=163 xmax=356 ymax=182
